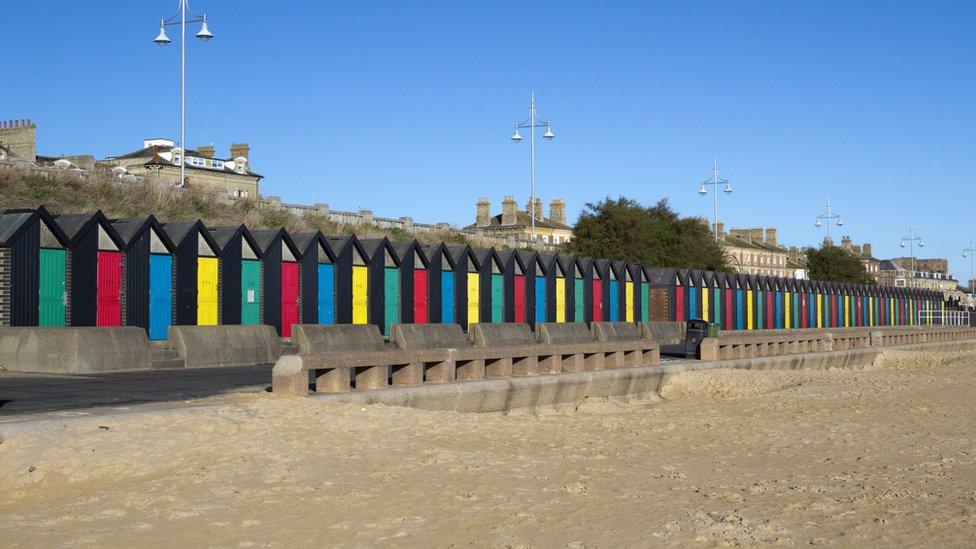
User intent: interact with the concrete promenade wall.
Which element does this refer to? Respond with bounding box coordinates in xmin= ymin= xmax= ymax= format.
xmin=305 ymin=339 xmax=976 ymax=413
xmin=168 ymin=325 xmax=282 ymax=368
xmin=0 ymin=327 xmax=151 ymax=374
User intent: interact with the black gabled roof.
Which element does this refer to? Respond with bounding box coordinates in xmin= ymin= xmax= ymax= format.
xmin=291 ymin=231 xmax=336 ymax=262
xmin=472 ymin=247 xmax=503 ymax=269
xmin=208 ymin=224 xmax=263 ymax=258
xmin=358 ymin=238 xmax=400 ymax=265
xmin=109 ymin=214 xmax=175 ymax=252
xmin=54 ymin=211 xmax=125 ymax=249
xmin=446 ymin=244 xmax=479 ymax=269
xmin=390 ymin=240 xmax=429 ymax=268
xmin=251 ymin=228 xmax=301 ymax=257
xmin=0 ymin=206 xmax=70 ymax=247
xmin=421 ymin=242 xmax=457 ymax=270
xmin=160 ymin=220 xmax=219 ymax=254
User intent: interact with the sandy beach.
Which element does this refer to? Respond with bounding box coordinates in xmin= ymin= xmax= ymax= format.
xmin=2 ymin=349 xmax=976 ymax=547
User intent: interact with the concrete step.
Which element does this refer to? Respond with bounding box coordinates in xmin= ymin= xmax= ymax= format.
xmin=151 ymin=357 xmax=185 ymax=370
xmin=281 ymin=343 xmax=298 ymax=355
xmin=152 ymin=348 xmax=179 ymax=360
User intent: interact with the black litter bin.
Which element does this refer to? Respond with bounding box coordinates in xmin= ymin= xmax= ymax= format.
xmin=659 ymin=318 xmax=711 ymax=358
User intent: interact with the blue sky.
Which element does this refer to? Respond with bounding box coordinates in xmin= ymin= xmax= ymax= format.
xmin=4 ymin=2 xmax=975 ymax=279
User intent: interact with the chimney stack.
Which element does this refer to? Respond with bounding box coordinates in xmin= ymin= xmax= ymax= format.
xmin=533 ymin=197 xmax=543 ymax=222
xmin=863 ymin=243 xmax=872 ymax=257
xmin=750 ymin=227 xmax=763 ymax=244
xmin=841 ymin=235 xmax=853 ymax=250
xmin=198 ymin=144 xmax=215 ymax=158
xmin=765 ymin=227 xmax=777 ymax=247
xmin=476 ymin=197 xmax=491 ymax=227
xmin=714 ymin=221 xmax=726 ymax=240
xmin=229 ymin=142 xmax=249 ymax=161
xmin=502 ymin=196 xmax=518 ymax=226
xmin=549 ymin=199 xmax=566 ymax=225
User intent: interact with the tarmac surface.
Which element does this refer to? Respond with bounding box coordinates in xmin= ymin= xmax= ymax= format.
xmin=0 ymin=365 xmax=273 ymax=417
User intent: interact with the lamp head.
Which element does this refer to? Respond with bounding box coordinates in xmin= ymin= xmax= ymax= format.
xmin=698 ymin=184 xmax=707 ymax=196
xmin=510 ymin=127 xmax=522 ymax=142
xmin=723 ymin=183 xmax=733 ymax=195
xmin=196 ymin=19 xmax=214 ymax=41
xmin=154 ymin=24 xmax=171 ymax=46
xmin=543 ymin=124 xmax=554 ymax=140
xmin=815 ymin=220 xmax=822 ymax=228
xmin=964 ymin=251 xmax=968 ymax=258
xmin=919 ymin=241 xmax=925 ymax=248
xmin=836 ymin=218 xmax=844 ymax=227
xmin=900 ymin=240 xmax=906 ymax=248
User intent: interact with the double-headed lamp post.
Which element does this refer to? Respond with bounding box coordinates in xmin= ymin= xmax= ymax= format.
xmin=962 ymin=237 xmax=976 ymax=297
xmin=815 ymin=197 xmax=844 ymax=245
xmin=510 ymin=93 xmax=554 ymax=241
xmin=698 ymin=158 xmax=733 ymax=242
xmin=899 ymin=225 xmax=924 ymax=288
xmin=154 ymin=0 xmax=214 ymax=188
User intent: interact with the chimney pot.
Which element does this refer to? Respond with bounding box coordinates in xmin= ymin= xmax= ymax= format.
xmin=502 ymin=196 xmax=518 ymax=226
xmin=476 ymin=197 xmax=491 ymax=227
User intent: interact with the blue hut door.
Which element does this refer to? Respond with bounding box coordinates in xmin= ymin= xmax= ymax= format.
xmin=441 ymin=270 xmax=455 ymax=324
xmin=608 ymin=271 xmax=619 ymax=322
xmin=318 ymin=263 xmax=335 ymax=324
xmin=149 ymin=253 xmax=173 ymax=340
xmin=535 ymin=275 xmax=546 ymax=323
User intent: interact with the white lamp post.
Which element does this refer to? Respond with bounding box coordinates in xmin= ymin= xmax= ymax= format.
xmin=698 ymin=158 xmax=733 ymax=241
xmin=815 ymin=197 xmax=844 ymax=245
xmin=962 ymin=237 xmax=976 ymax=299
xmin=154 ymin=0 xmax=214 ymax=188
xmin=510 ymin=93 xmax=555 ymax=241
xmin=899 ymin=225 xmax=925 ymax=288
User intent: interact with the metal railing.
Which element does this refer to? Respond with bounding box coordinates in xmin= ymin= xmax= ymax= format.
xmin=920 ymin=310 xmax=972 ymax=326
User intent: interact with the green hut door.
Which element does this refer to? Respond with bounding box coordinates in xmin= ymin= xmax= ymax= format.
xmin=491 ymin=273 xmax=504 ymax=323
xmin=241 ymin=259 xmax=261 ymax=325
xmin=383 ymin=267 xmax=400 ymax=335
xmin=38 ymin=248 xmax=66 ymax=326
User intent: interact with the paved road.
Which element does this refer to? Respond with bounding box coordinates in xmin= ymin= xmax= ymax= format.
xmin=0 ymin=365 xmax=272 ymax=417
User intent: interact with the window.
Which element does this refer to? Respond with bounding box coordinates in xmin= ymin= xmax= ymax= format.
xmin=189 ymin=156 xmax=205 ymax=167
xmin=210 ymin=159 xmax=224 ymax=169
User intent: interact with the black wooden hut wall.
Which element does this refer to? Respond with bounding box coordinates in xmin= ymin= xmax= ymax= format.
xmin=421 ymin=243 xmax=449 ymax=324
xmin=0 ymin=207 xmax=69 ymax=326
xmin=390 ymin=240 xmax=428 ymax=324
xmin=359 ymin=238 xmax=399 ymax=333
xmin=111 ymin=215 xmax=174 ymax=332
xmin=326 ymin=236 xmax=369 ymax=325
xmin=517 ymin=250 xmax=543 ymax=326
xmin=475 ymin=247 xmax=502 ymax=324
xmin=57 ymin=211 xmax=125 ymax=327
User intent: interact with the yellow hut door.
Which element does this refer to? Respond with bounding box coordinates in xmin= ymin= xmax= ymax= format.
xmin=466 ymin=272 xmax=480 ymax=329
xmin=197 ymin=257 xmax=219 ymax=325
xmin=555 ymin=277 xmax=566 ymax=323
xmin=352 ymin=265 xmax=368 ymax=324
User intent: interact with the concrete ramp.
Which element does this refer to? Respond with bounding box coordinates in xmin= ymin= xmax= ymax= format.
xmin=0 ymin=327 xmax=151 ymax=374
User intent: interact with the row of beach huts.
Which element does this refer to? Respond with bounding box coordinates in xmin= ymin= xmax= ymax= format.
xmin=0 ymin=207 xmax=946 ymax=340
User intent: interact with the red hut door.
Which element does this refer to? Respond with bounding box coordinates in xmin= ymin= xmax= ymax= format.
xmin=281 ymin=262 xmax=299 ymax=337
xmin=592 ymin=279 xmax=603 ymax=321
xmin=514 ymin=275 xmax=526 ymax=323
xmin=413 ymin=269 xmax=428 ymax=323
xmin=96 ymin=250 xmax=122 ymax=326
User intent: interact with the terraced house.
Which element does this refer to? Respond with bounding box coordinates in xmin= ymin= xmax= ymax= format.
xmin=715 ymin=223 xmax=799 ymax=278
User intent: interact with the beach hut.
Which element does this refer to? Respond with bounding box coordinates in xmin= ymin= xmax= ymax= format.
xmin=628 ymin=263 xmax=647 ymax=323
xmin=0 ymin=207 xmax=70 ymax=327
xmin=159 ymin=221 xmax=220 ymax=327
xmin=209 ymin=225 xmax=263 ymax=326
xmin=359 ymin=238 xmax=401 ymax=335
xmin=327 ymin=236 xmax=370 ymax=326
xmin=732 ymin=274 xmax=747 ymax=330
xmin=390 ymin=240 xmax=429 ymax=324
xmin=518 ymin=250 xmax=548 ymax=325
xmin=610 ymin=260 xmax=632 ymax=322
xmin=645 ymin=267 xmax=677 ymax=323
xmin=580 ymin=258 xmax=604 ymax=323
xmin=540 ymin=254 xmax=565 ymax=323
xmin=447 ymin=245 xmax=482 ymax=328
xmin=292 ymin=232 xmax=336 ymax=325
xmin=56 ymin=212 xmax=127 ymax=327
xmin=421 ymin=243 xmax=451 ymax=325
xmin=496 ymin=250 xmax=528 ymax=324
xmin=473 ymin=248 xmax=504 ymax=324
xmin=252 ymin=229 xmax=302 ymax=337
xmin=562 ymin=255 xmax=586 ymax=322
xmin=111 ymin=215 xmax=175 ymax=339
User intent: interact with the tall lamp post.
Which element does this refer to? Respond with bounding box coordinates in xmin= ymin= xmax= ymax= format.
xmin=698 ymin=158 xmax=733 ymax=242
xmin=154 ymin=0 xmax=214 ymax=188
xmin=899 ymin=225 xmax=924 ymax=288
xmin=814 ymin=197 xmax=844 ymax=245
xmin=510 ymin=93 xmax=554 ymax=241
xmin=962 ymin=237 xmax=976 ymax=298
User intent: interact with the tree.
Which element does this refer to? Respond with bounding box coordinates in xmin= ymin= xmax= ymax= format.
xmin=806 ymin=244 xmax=875 ymax=284
xmin=568 ymin=197 xmax=731 ymax=271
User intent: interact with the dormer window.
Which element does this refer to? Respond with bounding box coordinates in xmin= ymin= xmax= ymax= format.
xmin=235 ymin=156 xmax=248 ymax=173
xmin=210 ymin=159 xmax=224 ymax=169
xmin=189 ymin=156 xmax=205 ymax=167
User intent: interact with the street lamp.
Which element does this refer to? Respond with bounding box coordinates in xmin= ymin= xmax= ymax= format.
xmin=899 ymin=225 xmax=924 ymax=288
xmin=698 ymin=158 xmax=733 ymax=242
xmin=814 ymin=197 xmax=844 ymax=245
xmin=154 ymin=1 xmax=214 ymax=188
xmin=510 ymin=92 xmax=555 ymax=241
xmin=962 ymin=237 xmax=976 ymax=298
